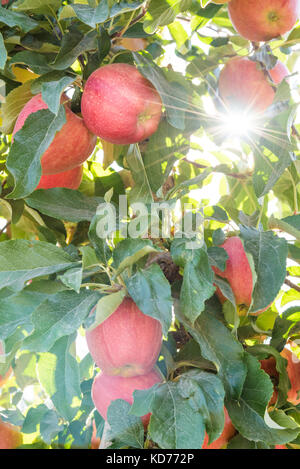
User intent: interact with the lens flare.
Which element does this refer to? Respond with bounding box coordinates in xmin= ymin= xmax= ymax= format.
xmin=221 ymin=110 xmax=257 ymax=137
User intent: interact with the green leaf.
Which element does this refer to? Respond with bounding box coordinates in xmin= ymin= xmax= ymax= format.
xmin=39 ymin=409 xmax=62 ymax=445
xmin=180 ymin=260 xmax=215 ymax=323
xmin=126 ymin=144 xmax=154 ymax=204
xmin=172 ymin=241 xmax=215 ymax=323
xmin=252 ymin=107 xmax=296 ymax=197
xmin=14 ymin=352 xmax=38 ymax=389
xmin=110 ymin=1 xmax=144 ymax=18
xmin=227 ymin=434 xmax=270 ymax=449
xmin=57 ymin=267 xmax=83 ymax=293
xmin=207 ymin=246 xmax=228 ymax=271
xmin=9 ymin=51 xmax=55 ymax=75
xmin=0 ymin=290 xmax=45 ymax=339
xmin=125 ymin=264 xmax=173 ymax=337
xmin=22 ymin=404 xmax=49 ymax=434
xmin=12 ymin=0 xmax=61 ymax=14
xmin=72 ymin=0 xmax=109 ymax=28
xmin=0 ymin=240 xmax=76 ymax=293
xmin=88 ymin=212 xmax=112 ymax=264
xmin=0 ymin=81 xmax=33 ymax=135
xmin=282 ymin=213 xmax=300 ymax=231
xmin=247 ymin=344 xmax=291 ymax=406
xmin=31 ymin=72 xmax=75 ymax=115
xmin=271 ymin=306 xmax=300 ymax=351
xmin=144 ymin=0 xmax=192 ymax=34
xmin=26 ymin=189 xmax=104 ymax=222
xmin=51 ymin=27 xmax=97 ymax=70
xmin=112 ymin=238 xmax=161 ymax=277
xmin=133 ymin=52 xmax=188 ymax=130
xmin=142 ymin=120 xmax=189 ymax=193
xmin=0 ymin=5 xmax=39 ymax=33
xmin=226 ymin=353 xmax=300 ymax=445
xmin=177 ymin=306 xmax=247 ymax=400
xmin=6 ymin=106 xmax=66 ymax=199
xmin=0 ymin=32 xmax=7 ymax=70
xmin=107 ymin=400 xmax=144 ymax=449
xmin=240 ymin=226 xmax=288 ymax=313
xmin=146 ymin=374 xmax=222 ymax=449
xmin=87 ymin=290 xmax=126 ymax=330
xmin=23 ymin=290 xmax=101 ymax=352
xmin=37 ymin=334 xmax=81 ymax=421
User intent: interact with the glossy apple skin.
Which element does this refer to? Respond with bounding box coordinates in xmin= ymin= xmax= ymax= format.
xmin=202 ymin=408 xmax=235 ymax=449
xmin=0 ymin=419 xmax=23 ymax=449
xmin=212 ymin=237 xmax=254 ymax=307
xmin=228 ymin=0 xmax=300 ymax=42
xmin=81 ymin=63 xmax=162 ymax=145
xmin=219 ymin=57 xmax=288 ymax=114
xmin=13 ymin=94 xmax=97 ymax=175
xmin=86 ymin=297 xmax=163 ymax=378
xmin=92 ymin=369 xmax=162 ymax=427
xmin=260 ymin=348 xmax=300 ymax=406
xmin=36 ymin=165 xmax=83 ymax=190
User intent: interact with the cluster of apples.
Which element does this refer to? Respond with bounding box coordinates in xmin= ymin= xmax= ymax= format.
xmin=85 ymin=297 xmax=237 ymax=449
xmin=12 ymin=63 xmax=162 ymax=191
xmin=215 ymin=0 xmax=299 ymax=114
xmin=85 ymin=297 xmax=163 ymax=432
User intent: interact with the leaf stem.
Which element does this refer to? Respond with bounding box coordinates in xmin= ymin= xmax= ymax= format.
xmin=268 ymin=215 xmax=300 ymax=242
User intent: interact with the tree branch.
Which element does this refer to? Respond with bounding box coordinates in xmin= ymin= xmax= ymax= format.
xmin=183 ymin=158 xmax=252 ymax=180
xmin=284 ymin=278 xmax=300 ymax=293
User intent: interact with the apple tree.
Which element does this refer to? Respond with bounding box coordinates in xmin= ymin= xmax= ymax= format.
xmin=0 ymin=0 xmax=300 ymax=450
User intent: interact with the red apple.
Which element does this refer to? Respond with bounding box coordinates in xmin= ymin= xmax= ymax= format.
xmin=86 ymin=297 xmax=163 ymax=378
xmin=228 ymin=0 xmax=300 ymax=42
xmin=213 ymin=236 xmax=274 ymax=315
xmin=1 ymin=0 xmax=9 ymax=5
xmin=219 ymin=56 xmax=288 ymax=114
xmin=0 ymin=419 xmax=23 ymax=449
xmin=281 ymin=347 xmax=300 ymax=405
xmin=12 ymin=93 xmax=97 ymax=175
xmin=212 ymin=236 xmax=254 ymax=308
xmin=36 ymin=165 xmax=83 ymax=190
xmin=202 ymin=408 xmax=235 ymax=449
xmin=81 ymin=63 xmax=162 ymax=145
xmin=92 ymin=369 xmax=162 ymax=427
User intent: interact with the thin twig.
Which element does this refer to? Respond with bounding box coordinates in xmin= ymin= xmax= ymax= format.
xmin=284 ymin=278 xmax=300 ymax=293
xmin=183 ymin=158 xmax=252 ymax=180
xmin=111 ymin=5 xmax=148 ymax=39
